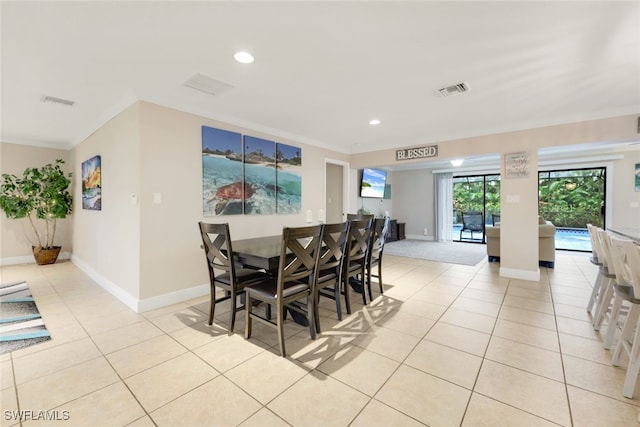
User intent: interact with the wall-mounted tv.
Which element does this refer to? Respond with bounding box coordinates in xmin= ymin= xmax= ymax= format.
xmin=360 ymin=168 xmax=387 ymax=198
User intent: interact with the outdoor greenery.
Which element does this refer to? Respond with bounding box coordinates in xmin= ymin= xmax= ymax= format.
xmin=453 ymin=168 xmax=605 ymax=228
xmin=0 ymin=159 xmax=73 ymax=248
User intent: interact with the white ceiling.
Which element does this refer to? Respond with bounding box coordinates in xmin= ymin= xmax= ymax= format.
xmin=2 ymin=1 xmax=639 ymax=160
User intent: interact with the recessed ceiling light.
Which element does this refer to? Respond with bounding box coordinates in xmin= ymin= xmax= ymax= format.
xmin=369 ymin=119 xmax=381 ymax=126
xmin=451 ymin=159 xmax=464 ymax=167
xmin=234 ymin=51 xmax=254 ymax=64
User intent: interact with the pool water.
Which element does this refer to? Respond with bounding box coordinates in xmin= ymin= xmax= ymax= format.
xmin=453 ymin=225 xmax=591 ymax=252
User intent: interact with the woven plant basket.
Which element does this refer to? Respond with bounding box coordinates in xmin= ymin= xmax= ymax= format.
xmin=32 ymin=246 xmax=61 ymax=265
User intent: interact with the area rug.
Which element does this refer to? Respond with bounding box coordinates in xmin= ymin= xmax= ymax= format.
xmin=0 ymin=281 xmax=50 ymax=355
xmin=384 ymin=240 xmax=487 ymax=266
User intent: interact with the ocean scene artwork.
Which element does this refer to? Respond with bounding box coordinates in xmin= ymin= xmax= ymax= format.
xmin=81 ymin=155 xmax=102 ymax=210
xmin=243 ymin=135 xmax=276 ymax=214
xmin=276 ymin=143 xmax=302 ymax=214
xmin=202 ymin=126 xmax=244 ymax=215
xmin=202 ymin=126 xmax=303 ymax=216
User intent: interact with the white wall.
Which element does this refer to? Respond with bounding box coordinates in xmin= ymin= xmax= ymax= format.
xmin=391 ymin=169 xmax=433 ymax=239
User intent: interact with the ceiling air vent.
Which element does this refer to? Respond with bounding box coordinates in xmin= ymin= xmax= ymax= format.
xmin=184 ymin=73 xmax=234 ymax=96
xmin=438 ymin=82 xmax=470 ymax=97
xmin=42 ymin=95 xmax=75 ymax=106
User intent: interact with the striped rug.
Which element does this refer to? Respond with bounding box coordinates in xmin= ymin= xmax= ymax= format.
xmin=0 ymin=281 xmax=50 ymax=354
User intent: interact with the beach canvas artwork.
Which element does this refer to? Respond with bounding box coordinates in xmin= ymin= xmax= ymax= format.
xmin=243 ymin=135 xmax=276 ymax=214
xmin=276 ymin=143 xmax=302 ymax=214
xmin=81 ymin=155 xmax=102 ymax=210
xmin=202 ymin=126 xmax=244 ymax=215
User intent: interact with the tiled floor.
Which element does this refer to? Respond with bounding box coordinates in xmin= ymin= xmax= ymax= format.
xmin=1 ymin=252 xmax=639 ymax=426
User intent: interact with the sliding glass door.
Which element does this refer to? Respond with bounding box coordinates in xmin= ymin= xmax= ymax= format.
xmin=453 ymin=174 xmax=501 ymax=243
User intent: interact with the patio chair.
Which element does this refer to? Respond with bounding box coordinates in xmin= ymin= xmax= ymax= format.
xmin=460 ymin=211 xmax=484 ymax=241
xmin=491 ymin=213 xmax=501 ymax=226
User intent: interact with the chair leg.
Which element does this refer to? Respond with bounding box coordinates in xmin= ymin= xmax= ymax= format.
xmin=343 ymin=278 xmax=351 ymax=314
xmin=604 ymin=294 xmax=623 ymax=349
xmin=277 ymin=303 xmax=286 ymax=357
xmin=587 ymin=273 xmax=603 ymax=313
xmin=613 ymin=306 xmax=640 ymax=366
xmin=622 ymin=308 xmax=640 ymax=398
xmin=228 ymin=291 xmax=237 ymax=335
xmin=244 ymin=293 xmax=253 ymax=339
xmin=307 ymin=296 xmax=316 ymax=341
xmin=314 ymin=291 xmax=322 ymax=333
xmin=334 ymin=280 xmax=343 ymax=320
xmin=208 ymin=285 xmax=216 ymax=326
xmin=593 ymin=278 xmax=613 ymax=331
xmin=378 ymin=261 xmax=384 ymax=294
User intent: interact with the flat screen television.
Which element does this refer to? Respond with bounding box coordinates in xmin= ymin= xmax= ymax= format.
xmin=360 ymin=168 xmax=387 ymax=198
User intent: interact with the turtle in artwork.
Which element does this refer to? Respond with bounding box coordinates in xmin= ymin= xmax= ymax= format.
xmin=208 ymin=181 xmax=255 ymax=215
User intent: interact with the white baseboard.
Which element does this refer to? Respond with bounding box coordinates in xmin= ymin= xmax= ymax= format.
xmin=0 ymin=251 xmax=71 ymax=266
xmin=404 ymin=234 xmax=435 ymax=241
xmin=499 ymin=267 xmax=541 ymax=282
xmin=70 ymin=254 xmax=209 ymax=313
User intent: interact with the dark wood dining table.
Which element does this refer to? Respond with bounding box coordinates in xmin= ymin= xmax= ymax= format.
xmin=231 ymin=235 xmax=283 ymax=271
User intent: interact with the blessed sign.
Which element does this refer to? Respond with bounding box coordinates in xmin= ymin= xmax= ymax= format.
xmin=396 ymin=145 xmax=438 ymax=161
xmin=504 ymin=151 xmax=530 ymax=179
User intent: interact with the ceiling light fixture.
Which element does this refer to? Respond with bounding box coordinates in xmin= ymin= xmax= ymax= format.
xmin=369 ymin=119 xmax=381 ymax=126
xmin=450 ymin=159 xmax=464 ymax=167
xmin=234 ymin=51 xmax=254 ymax=64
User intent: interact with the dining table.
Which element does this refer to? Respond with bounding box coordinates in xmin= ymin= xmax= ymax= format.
xmin=231 ymin=235 xmax=284 ymax=272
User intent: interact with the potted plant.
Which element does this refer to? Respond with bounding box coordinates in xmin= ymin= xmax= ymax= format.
xmin=0 ymin=159 xmax=73 ymax=265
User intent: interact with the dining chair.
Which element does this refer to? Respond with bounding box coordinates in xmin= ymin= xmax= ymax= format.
xmin=586 ymin=223 xmax=605 ymax=314
xmin=365 ymin=217 xmax=390 ymax=299
xmin=198 ymin=222 xmax=269 ymax=335
xmin=346 ymin=213 xmax=374 ymax=221
xmin=315 ymin=221 xmax=350 ymax=331
xmin=244 ymin=224 xmax=324 ymax=357
xmin=610 ymin=239 xmax=640 ymax=398
xmin=590 ymin=227 xmax=617 ymax=331
xmin=343 ymin=218 xmax=373 ymax=305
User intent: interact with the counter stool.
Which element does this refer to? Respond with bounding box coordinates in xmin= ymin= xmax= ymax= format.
xmin=591 ymin=227 xmax=618 ymax=332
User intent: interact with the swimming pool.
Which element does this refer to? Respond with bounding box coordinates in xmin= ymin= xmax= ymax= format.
xmin=453 ymin=225 xmax=591 ymax=252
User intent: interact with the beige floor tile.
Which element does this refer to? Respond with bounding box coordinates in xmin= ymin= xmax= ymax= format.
xmin=9 ymin=321 xmax=89 ymax=358
xmin=498 ymin=305 xmax=557 ymax=330
xmin=554 ymin=302 xmax=593 ymax=322
xmin=374 ymin=309 xmax=436 ymax=338
xmin=451 ymin=297 xmax=501 ymax=317
xmin=553 ymin=293 xmax=590 ymax=308
xmin=376 ymin=364 xmax=470 ymax=426
xmin=194 ymin=333 xmax=269 ymax=373
xmin=485 ymin=336 xmax=564 ymax=381
xmin=424 ymin=282 xmax=465 ymax=296
xmin=0 ymin=387 xmax=18 ymax=427
xmin=125 ymin=352 xmax=219 ymax=412
xmin=551 ymin=284 xmax=592 ymax=298
xmin=395 ymin=298 xmax=448 ymax=320
xmin=239 ymin=407 xmax=290 ymax=427
xmin=13 ymin=337 xmax=101 ymax=384
xmin=411 ymin=289 xmax=458 ymax=306
xmin=267 ymin=371 xmax=369 ymax=427
xmin=556 ymin=316 xmax=601 ymax=340
xmin=459 ymin=287 xmax=505 ymax=304
xmin=351 ymin=325 xmax=421 ymax=362
xmin=288 ymin=333 xmax=355 ymax=369
xmin=79 ymin=309 xmax=147 ymax=336
xmin=147 ymin=306 xmax=208 ymax=333
xmin=350 ymin=399 xmax=425 ymax=427
xmin=558 ymin=332 xmax=621 ymax=365
xmin=106 ymin=334 xmax=187 ymax=378
xmin=493 ymin=319 xmax=560 ymax=352
xmin=502 ymin=295 xmax=554 ymax=314
xmin=440 ymin=307 xmax=496 ymax=334
xmin=317 ymin=346 xmax=400 ymax=396
xmin=91 ymin=320 xmax=164 ymax=354
xmin=168 ymin=320 xmax=228 ymax=350
xmin=150 ymin=376 xmax=262 ymax=426
xmin=474 ymin=360 xmax=570 ymax=426
xmin=562 ymin=354 xmax=640 ymax=404
xmin=225 ymin=350 xmax=310 ymax=404
xmin=567 ymin=385 xmax=640 ymax=426
xmin=462 ymin=392 xmax=559 ymax=426
xmin=425 ymin=322 xmax=491 ymax=357
xmin=17 ymin=357 xmax=119 ymax=411
xmin=1 ymin=361 xmax=14 ymax=390
xmin=507 ymin=286 xmax=551 ymax=302
xmin=23 ymin=382 xmax=144 ymax=427
xmin=404 ymin=340 xmax=482 ymax=389
xmin=126 ymin=416 xmax=156 ymax=427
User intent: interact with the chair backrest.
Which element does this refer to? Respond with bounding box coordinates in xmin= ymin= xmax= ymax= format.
xmin=198 ymin=222 xmax=236 ymax=280
xmin=344 ymin=218 xmax=373 ymax=268
xmin=276 ymin=225 xmax=324 ymax=294
xmin=347 ymin=213 xmax=374 ymax=221
xmin=607 ymin=234 xmax=637 ymax=291
xmin=368 ymin=217 xmax=390 ymax=263
xmin=594 ymin=228 xmax=612 ymax=270
xmin=318 ymin=222 xmax=349 ymax=274
xmin=492 ymin=213 xmax=501 ymax=226
xmin=462 ymin=211 xmax=484 ymax=231
xmin=625 ymin=244 xmax=640 ymax=298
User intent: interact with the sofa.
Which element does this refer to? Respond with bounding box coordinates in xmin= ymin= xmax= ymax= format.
xmin=485 ymin=217 xmax=556 ymax=268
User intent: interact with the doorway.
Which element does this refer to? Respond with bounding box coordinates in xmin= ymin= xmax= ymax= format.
xmin=452 ymin=174 xmax=501 ymax=243
xmin=325 ymin=160 xmax=347 ymax=223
